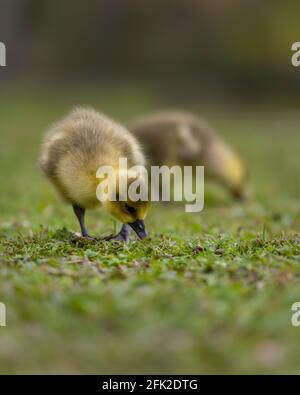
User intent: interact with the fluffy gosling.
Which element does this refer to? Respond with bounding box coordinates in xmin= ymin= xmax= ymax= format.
xmin=39 ymin=107 xmax=149 ymax=242
xmin=130 ymin=111 xmax=249 ymax=200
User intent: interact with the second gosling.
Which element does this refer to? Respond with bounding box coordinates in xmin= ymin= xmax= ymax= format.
xmin=130 ymin=111 xmax=249 ymax=200
xmin=39 ymin=107 xmax=149 ymax=242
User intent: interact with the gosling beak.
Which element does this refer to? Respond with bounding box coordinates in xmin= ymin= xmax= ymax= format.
xmin=128 ymin=219 xmax=148 ymax=239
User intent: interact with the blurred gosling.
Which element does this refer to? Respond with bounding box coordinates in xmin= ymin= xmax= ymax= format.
xmin=39 ymin=107 xmax=149 ymax=242
xmin=130 ymin=111 xmax=249 ymax=200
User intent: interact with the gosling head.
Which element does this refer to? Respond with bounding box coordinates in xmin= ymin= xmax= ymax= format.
xmin=206 ymin=140 xmax=250 ymax=201
xmin=106 ymin=199 xmax=148 ymax=239
xmin=99 ymin=169 xmax=149 ymax=239
xmin=222 ymin=156 xmax=250 ymax=201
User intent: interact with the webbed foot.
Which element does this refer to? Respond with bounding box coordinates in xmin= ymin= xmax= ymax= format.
xmin=104 ymin=224 xmax=131 ymax=244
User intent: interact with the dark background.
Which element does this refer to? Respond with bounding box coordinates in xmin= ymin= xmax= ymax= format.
xmin=1 ymin=0 xmax=300 ymax=102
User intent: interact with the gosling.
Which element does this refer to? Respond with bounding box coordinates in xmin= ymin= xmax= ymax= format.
xmin=39 ymin=107 xmax=149 ymax=242
xmin=130 ymin=111 xmax=249 ymax=200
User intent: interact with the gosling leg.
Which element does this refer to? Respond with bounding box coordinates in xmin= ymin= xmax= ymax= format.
xmin=72 ymin=204 xmax=91 ymax=238
xmin=106 ymin=224 xmax=131 ymax=243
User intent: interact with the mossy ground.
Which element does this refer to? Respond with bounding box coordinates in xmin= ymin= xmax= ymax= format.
xmin=0 ymin=86 xmax=299 ymax=373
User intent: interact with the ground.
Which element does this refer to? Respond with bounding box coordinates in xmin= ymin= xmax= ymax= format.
xmin=0 ymin=85 xmax=299 ymax=373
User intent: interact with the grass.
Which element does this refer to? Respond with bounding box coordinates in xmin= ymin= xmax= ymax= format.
xmin=0 ymin=85 xmax=299 ymax=373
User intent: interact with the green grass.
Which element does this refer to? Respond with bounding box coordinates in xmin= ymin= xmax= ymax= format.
xmin=0 ymin=85 xmax=299 ymax=373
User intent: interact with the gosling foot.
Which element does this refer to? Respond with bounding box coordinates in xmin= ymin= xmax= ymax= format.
xmin=104 ymin=224 xmax=131 ymax=244
xmin=71 ymin=232 xmax=98 ymax=243
xmin=104 ymin=233 xmax=129 ymax=244
xmin=81 ymin=235 xmax=98 ymax=241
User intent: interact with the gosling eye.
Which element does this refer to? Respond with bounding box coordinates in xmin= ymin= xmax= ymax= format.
xmin=125 ymin=203 xmax=136 ymax=214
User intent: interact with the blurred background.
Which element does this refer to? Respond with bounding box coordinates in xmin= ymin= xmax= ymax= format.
xmin=0 ymin=0 xmax=300 ymax=201
xmin=0 ymin=0 xmax=299 ymax=374
xmin=1 ymin=0 xmax=300 ymax=97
